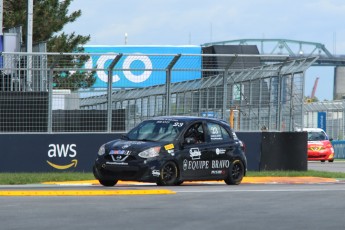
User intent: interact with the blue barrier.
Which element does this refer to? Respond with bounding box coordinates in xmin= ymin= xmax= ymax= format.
xmin=332 ymin=140 xmax=345 ymax=159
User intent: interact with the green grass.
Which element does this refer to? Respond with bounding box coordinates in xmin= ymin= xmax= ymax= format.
xmin=0 ymin=170 xmax=345 ymax=185
xmin=0 ymin=172 xmax=94 ymax=185
xmin=247 ymin=170 xmax=345 ymax=179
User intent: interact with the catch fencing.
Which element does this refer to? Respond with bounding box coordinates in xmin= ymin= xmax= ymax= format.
xmin=0 ymin=52 xmax=317 ymax=133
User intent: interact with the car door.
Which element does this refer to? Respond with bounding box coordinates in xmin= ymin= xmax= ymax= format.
xmin=177 ymin=121 xmax=213 ymax=180
xmin=204 ymin=121 xmax=236 ymax=178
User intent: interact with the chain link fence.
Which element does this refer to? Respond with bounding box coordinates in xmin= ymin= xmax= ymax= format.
xmin=0 ymin=52 xmax=317 ymax=133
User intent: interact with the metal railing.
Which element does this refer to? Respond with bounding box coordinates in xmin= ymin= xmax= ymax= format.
xmin=0 ymin=52 xmax=317 ymax=133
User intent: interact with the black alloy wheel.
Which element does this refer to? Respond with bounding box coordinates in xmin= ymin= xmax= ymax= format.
xmin=157 ymin=161 xmax=178 ymax=186
xmin=224 ymin=159 xmax=244 ymax=185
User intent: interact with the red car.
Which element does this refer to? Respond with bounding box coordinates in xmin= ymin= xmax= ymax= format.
xmin=304 ymin=128 xmax=334 ymax=162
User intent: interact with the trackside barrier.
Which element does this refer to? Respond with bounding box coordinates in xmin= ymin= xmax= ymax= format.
xmin=332 ymin=140 xmax=345 ymax=159
xmin=0 ymin=132 xmax=307 ymax=172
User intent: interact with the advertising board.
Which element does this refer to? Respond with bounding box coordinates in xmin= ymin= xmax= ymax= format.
xmin=84 ymin=45 xmax=202 ymax=88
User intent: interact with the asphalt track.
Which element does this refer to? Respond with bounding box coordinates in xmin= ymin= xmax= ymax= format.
xmin=0 ymin=160 xmax=344 ymax=196
xmin=1 ymin=161 xmax=345 ymax=229
xmin=0 ymin=176 xmax=340 ymax=196
xmin=1 ymin=181 xmax=345 ymax=230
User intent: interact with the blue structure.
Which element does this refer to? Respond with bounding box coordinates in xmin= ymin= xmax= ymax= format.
xmin=83 ymin=45 xmax=202 ymax=88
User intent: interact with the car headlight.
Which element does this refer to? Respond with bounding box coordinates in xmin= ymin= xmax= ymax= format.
xmin=138 ymin=147 xmax=161 ymax=158
xmin=98 ymin=144 xmax=105 ymax=156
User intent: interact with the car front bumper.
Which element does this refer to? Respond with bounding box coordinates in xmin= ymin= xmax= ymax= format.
xmin=93 ymin=157 xmax=162 ymax=182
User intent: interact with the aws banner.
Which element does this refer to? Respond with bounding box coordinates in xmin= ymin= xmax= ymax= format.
xmin=83 ymin=45 xmax=202 ymax=88
xmin=0 ymin=134 xmax=121 ymax=172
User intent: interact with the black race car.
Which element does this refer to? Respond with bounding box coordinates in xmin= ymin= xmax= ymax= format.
xmin=93 ymin=116 xmax=247 ymax=186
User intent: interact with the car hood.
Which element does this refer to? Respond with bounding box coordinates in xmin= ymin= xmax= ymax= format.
xmin=106 ymin=139 xmax=163 ymax=154
xmin=307 ymin=140 xmax=331 ymax=147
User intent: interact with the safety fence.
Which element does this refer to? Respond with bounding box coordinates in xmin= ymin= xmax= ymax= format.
xmin=332 ymin=140 xmax=345 ymax=159
xmin=0 ymin=52 xmax=317 ymax=133
xmin=304 ymin=100 xmax=345 ymax=140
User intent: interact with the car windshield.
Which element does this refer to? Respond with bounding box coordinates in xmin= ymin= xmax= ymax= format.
xmin=126 ymin=120 xmax=186 ymax=142
xmin=307 ymin=131 xmax=327 ymax=141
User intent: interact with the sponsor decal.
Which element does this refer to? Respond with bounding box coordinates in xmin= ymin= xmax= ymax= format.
xmin=211 ymin=170 xmax=225 ymax=175
xmin=167 ymin=149 xmax=175 ymax=156
xmin=106 ymin=162 xmax=129 ymax=166
xmin=172 ymin=122 xmax=184 ymax=127
xmin=109 ymin=150 xmax=131 ymax=155
xmin=47 ymin=144 xmax=78 ymax=170
xmin=183 ymin=159 xmax=188 ymax=171
xmin=152 ymin=170 xmax=160 ymax=177
xmin=122 ymin=144 xmax=130 ymax=149
xmin=211 ymin=126 xmax=219 ymax=134
xmin=189 ymin=148 xmax=201 ymax=160
xmin=164 ymin=144 xmax=174 ymax=150
xmin=210 ymin=126 xmax=222 ymax=140
xmin=184 ymin=160 xmax=209 ymax=170
xmin=216 ymin=148 xmax=226 ymax=155
xmin=212 ymin=160 xmax=230 ymax=169
xmin=182 ymin=160 xmax=230 ymax=171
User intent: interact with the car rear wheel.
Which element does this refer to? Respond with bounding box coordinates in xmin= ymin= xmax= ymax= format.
xmin=174 ymin=180 xmax=184 ymax=185
xmin=157 ymin=161 xmax=178 ymax=186
xmin=224 ymin=159 xmax=244 ymax=185
xmin=98 ymin=179 xmax=118 ymax=187
xmin=328 ymin=159 xmax=334 ymax=163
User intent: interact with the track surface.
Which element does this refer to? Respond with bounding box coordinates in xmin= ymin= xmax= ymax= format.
xmin=1 ymin=161 xmax=345 ymax=229
xmin=1 ymin=182 xmax=345 ymax=230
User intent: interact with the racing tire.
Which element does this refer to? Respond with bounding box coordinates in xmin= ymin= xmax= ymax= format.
xmin=328 ymin=159 xmax=334 ymax=163
xmin=157 ymin=161 xmax=178 ymax=186
xmin=174 ymin=180 xmax=184 ymax=186
xmin=224 ymin=159 xmax=244 ymax=185
xmin=98 ymin=179 xmax=118 ymax=187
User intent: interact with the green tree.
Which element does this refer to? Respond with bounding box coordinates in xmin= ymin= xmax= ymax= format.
xmin=3 ymin=0 xmax=95 ymax=90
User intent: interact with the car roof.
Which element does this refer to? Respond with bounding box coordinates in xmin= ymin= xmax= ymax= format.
xmin=150 ymin=116 xmax=226 ymax=123
xmin=303 ymin=128 xmax=327 ymax=133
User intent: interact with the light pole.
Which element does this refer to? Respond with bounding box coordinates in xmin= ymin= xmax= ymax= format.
xmin=26 ymin=0 xmax=33 ymax=91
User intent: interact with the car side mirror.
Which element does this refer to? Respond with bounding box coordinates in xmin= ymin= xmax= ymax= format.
xmin=184 ymin=137 xmax=196 ymax=145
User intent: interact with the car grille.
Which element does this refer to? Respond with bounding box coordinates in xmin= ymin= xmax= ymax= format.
xmin=308 ymin=147 xmax=324 ymax=151
xmin=104 ymin=154 xmax=137 ymax=162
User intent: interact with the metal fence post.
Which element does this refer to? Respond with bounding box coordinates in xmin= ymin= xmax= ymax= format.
xmin=165 ymin=54 xmax=181 ymax=116
xmin=47 ymin=68 xmax=53 ymax=133
xmin=47 ymin=54 xmax=63 ymax=133
xmin=223 ymin=55 xmax=238 ymax=121
xmin=107 ymin=54 xmax=123 ymax=132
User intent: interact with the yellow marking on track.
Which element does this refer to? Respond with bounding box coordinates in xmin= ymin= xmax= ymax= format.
xmin=41 ymin=177 xmax=339 ymax=186
xmin=0 ymin=189 xmax=176 ymax=196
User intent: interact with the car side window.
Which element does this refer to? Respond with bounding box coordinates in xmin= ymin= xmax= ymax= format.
xmin=206 ymin=122 xmax=231 ymax=142
xmin=184 ymin=122 xmax=205 ymax=144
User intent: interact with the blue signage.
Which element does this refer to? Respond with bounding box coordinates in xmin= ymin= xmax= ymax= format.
xmin=83 ymin=45 xmax=202 ymax=88
xmin=317 ymin=111 xmax=326 ymax=131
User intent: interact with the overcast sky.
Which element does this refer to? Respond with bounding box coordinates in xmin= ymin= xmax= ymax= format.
xmin=63 ymin=0 xmax=345 ymax=101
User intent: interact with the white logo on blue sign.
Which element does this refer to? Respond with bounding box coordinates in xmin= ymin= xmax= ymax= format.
xmin=83 ymin=46 xmax=202 ymax=88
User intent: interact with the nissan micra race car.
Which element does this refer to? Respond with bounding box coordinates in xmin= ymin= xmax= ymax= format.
xmin=93 ymin=116 xmax=247 ymax=186
xmin=304 ymin=128 xmax=334 ymax=162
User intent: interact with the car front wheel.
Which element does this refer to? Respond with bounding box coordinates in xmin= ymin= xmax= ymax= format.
xmin=224 ymin=159 xmax=244 ymax=185
xmin=157 ymin=161 xmax=178 ymax=186
xmin=98 ymin=179 xmax=118 ymax=187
